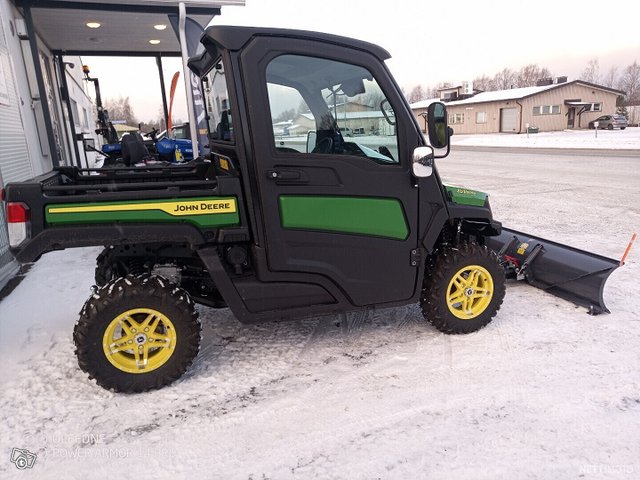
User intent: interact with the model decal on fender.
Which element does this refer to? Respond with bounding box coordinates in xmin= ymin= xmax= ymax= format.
xmin=172 ymin=201 xmax=234 ymax=213
xmin=48 ymin=198 xmax=237 ymax=217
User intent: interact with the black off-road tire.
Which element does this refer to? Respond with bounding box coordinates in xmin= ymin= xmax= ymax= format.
xmin=95 ymin=247 xmax=116 ymax=286
xmin=74 ymin=275 xmax=201 ymax=393
xmin=421 ymin=242 xmax=505 ymax=334
xmin=95 ymin=247 xmax=152 ymax=286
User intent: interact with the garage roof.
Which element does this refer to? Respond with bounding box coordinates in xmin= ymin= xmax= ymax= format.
xmin=15 ymin=0 xmax=245 ymax=55
xmin=447 ymin=81 xmax=625 ymax=106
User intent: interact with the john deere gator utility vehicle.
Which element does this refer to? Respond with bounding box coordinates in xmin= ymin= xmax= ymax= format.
xmin=2 ymin=26 xmax=620 ymax=392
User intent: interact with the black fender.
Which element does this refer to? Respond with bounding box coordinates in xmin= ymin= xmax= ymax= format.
xmin=420 ymin=202 xmax=501 ymax=254
xmin=12 ymin=224 xmax=206 ymax=263
xmin=447 ymin=201 xmax=502 ymax=238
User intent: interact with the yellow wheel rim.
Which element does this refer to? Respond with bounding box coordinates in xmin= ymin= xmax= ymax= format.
xmin=446 ymin=265 xmax=494 ymax=320
xmin=102 ymin=308 xmax=177 ymax=374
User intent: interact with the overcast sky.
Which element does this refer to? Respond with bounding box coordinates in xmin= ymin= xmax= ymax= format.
xmin=84 ymin=0 xmax=639 ymax=123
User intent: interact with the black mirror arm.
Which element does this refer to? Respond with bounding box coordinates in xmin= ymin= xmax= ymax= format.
xmin=380 ymin=100 xmax=396 ymax=126
xmin=433 ymin=142 xmax=451 ymax=159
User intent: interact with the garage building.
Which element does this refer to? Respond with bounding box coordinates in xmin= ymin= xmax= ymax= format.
xmin=411 ymin=79 xmax=624 ymax=135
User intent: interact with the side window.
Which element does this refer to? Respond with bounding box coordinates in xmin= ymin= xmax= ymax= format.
xmin=268 ymin=83 xmax=313 ymax=152
xmin=266 ymin=55 xmax=399 ymax=164
xmin=203 ymin=61 xmax=233 ymax=142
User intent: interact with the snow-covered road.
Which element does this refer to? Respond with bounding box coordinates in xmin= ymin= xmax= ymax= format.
xmin=451 ymin=126 xmax=640 ymax=150
xmin=0 ymin=145 xmax=638 ymax=479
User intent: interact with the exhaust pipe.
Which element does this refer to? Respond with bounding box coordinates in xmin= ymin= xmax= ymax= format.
xmin=486 ymin=228 xmax=620 ymax=315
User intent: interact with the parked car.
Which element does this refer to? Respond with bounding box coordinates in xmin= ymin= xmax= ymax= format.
xmin=588 ymin=114 xmax=628 ymax=130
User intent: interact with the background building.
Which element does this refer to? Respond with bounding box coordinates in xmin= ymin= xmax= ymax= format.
xmin=1 ymin=1 xmax=102 ymax=286
xmin=411 ymin=79 xmax=624 ymax=135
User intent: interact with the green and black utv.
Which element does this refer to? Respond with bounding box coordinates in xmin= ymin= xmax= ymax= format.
xmin=2 ymin=26 xmax=619 ymax=392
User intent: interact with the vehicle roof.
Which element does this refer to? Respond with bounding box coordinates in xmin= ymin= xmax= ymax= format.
xmin=203 ymin=25 xmax=391 ymax=59
xmin=189 ymin=25 xmax=391 ymax=76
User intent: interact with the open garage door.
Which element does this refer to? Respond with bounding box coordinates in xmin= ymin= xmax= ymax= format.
xmin=500 ymin=107 xmax=518 ymax=132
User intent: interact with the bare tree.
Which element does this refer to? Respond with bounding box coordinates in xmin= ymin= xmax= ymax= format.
xmin=407 ymin=85 xmax=427 ymax=103
xmin=493 ymin=68 xmax=516 ymax=90
xmin=138 ymin=119 xmax=161 ymax=133
xmin=273 ymin=108 xmax=296 ymax=123
xmin=472 ymin=74 xmax=494 ymax=92
xmin=360 ymin=90 xmax=386 ymax=109
xmin=581 ymin=58 xmax=600 ymax=84
xmin=618 ymin=61 xmax=640 ymax=105
xmin=104 ymin=96 xmax=138 ymax=126
xmin=603 ymin=66 xmax=618 ymax=88
xmin=519 ymin=64 xmax=552 ymax=87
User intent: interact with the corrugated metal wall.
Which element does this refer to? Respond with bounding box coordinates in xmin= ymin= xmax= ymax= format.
xmin=0 ymin=23 xmax=33 ymax=182
xmin=520 ymin=84 xmax=619 ymax=131
xmin=0 ymin=15 xmax=34 ymax=272
xmin=416 ymin=84 xmax=621 ymax=135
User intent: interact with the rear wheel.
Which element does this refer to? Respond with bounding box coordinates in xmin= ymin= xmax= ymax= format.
xmin=74 ymin=275 xmax=201 ymax=392
xmin=421 ymin=242 xmax=505 ymax=334
xmin=95 ymin=247 xmax=117 ymax=286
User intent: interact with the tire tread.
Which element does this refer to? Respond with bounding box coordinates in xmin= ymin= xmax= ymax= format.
xmin=74 ymin=274 xmax=200 ymax=393
xmin=421 ymin=242 xmax=505 ymax=334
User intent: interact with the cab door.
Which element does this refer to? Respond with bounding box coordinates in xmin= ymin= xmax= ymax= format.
xmin=240 ymin=39 xmax=422 ymax=307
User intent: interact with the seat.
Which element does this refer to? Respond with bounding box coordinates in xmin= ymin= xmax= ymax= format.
xmin=121 ymin=132 xmax=151 ymax=166
xmin=216 ymin=110 xmax=232 ymax=141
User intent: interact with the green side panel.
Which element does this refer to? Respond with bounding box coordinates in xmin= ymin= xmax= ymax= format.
xmin=45 ymin=197 xmax=240 ymax=229
xmin=444 ymin=185 xmax=487 ymax=207
xmin=279 ymin=196 xmax=409 ymax=240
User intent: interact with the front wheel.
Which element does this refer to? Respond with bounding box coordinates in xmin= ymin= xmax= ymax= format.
xmin=74 ymin=275 xmax=201 ymax=392
xmin=421 ymin=242 xmax=505 ymax=334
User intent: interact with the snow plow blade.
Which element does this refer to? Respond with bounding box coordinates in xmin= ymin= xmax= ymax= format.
xmin=486 ymin=228 xmax=619 ymax=315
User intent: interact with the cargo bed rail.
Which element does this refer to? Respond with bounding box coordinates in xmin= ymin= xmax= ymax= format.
xmin=39 ymin=161 xmax=218 ymax=196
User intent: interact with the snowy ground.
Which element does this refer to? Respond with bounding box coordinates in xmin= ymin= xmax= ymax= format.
xmin=451 ymin=126 xmax=640 ymax=150
xmin=0 ymin=137 xmax=638 ymax=479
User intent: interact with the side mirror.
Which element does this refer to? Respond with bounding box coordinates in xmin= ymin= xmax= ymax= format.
xmin=412 ymin=146 xmax=433 ymax=178
xmin=427 ymin=102 xmax=450 ymax=149
xmin=306 ymin=130 xmax=317 ymax=153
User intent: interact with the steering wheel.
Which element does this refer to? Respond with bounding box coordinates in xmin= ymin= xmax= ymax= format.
xmin=312 ymin=137 xmax=333 ymax=154
xmin=145 ymin=128 xmax=159 ymax=141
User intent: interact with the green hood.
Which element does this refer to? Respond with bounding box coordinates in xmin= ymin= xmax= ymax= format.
xmin=444 ymin=185 xmax=488 ymax=207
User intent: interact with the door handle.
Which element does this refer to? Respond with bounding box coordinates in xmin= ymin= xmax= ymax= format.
xmin=267 ymin=169 xmax=302 ymax=181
